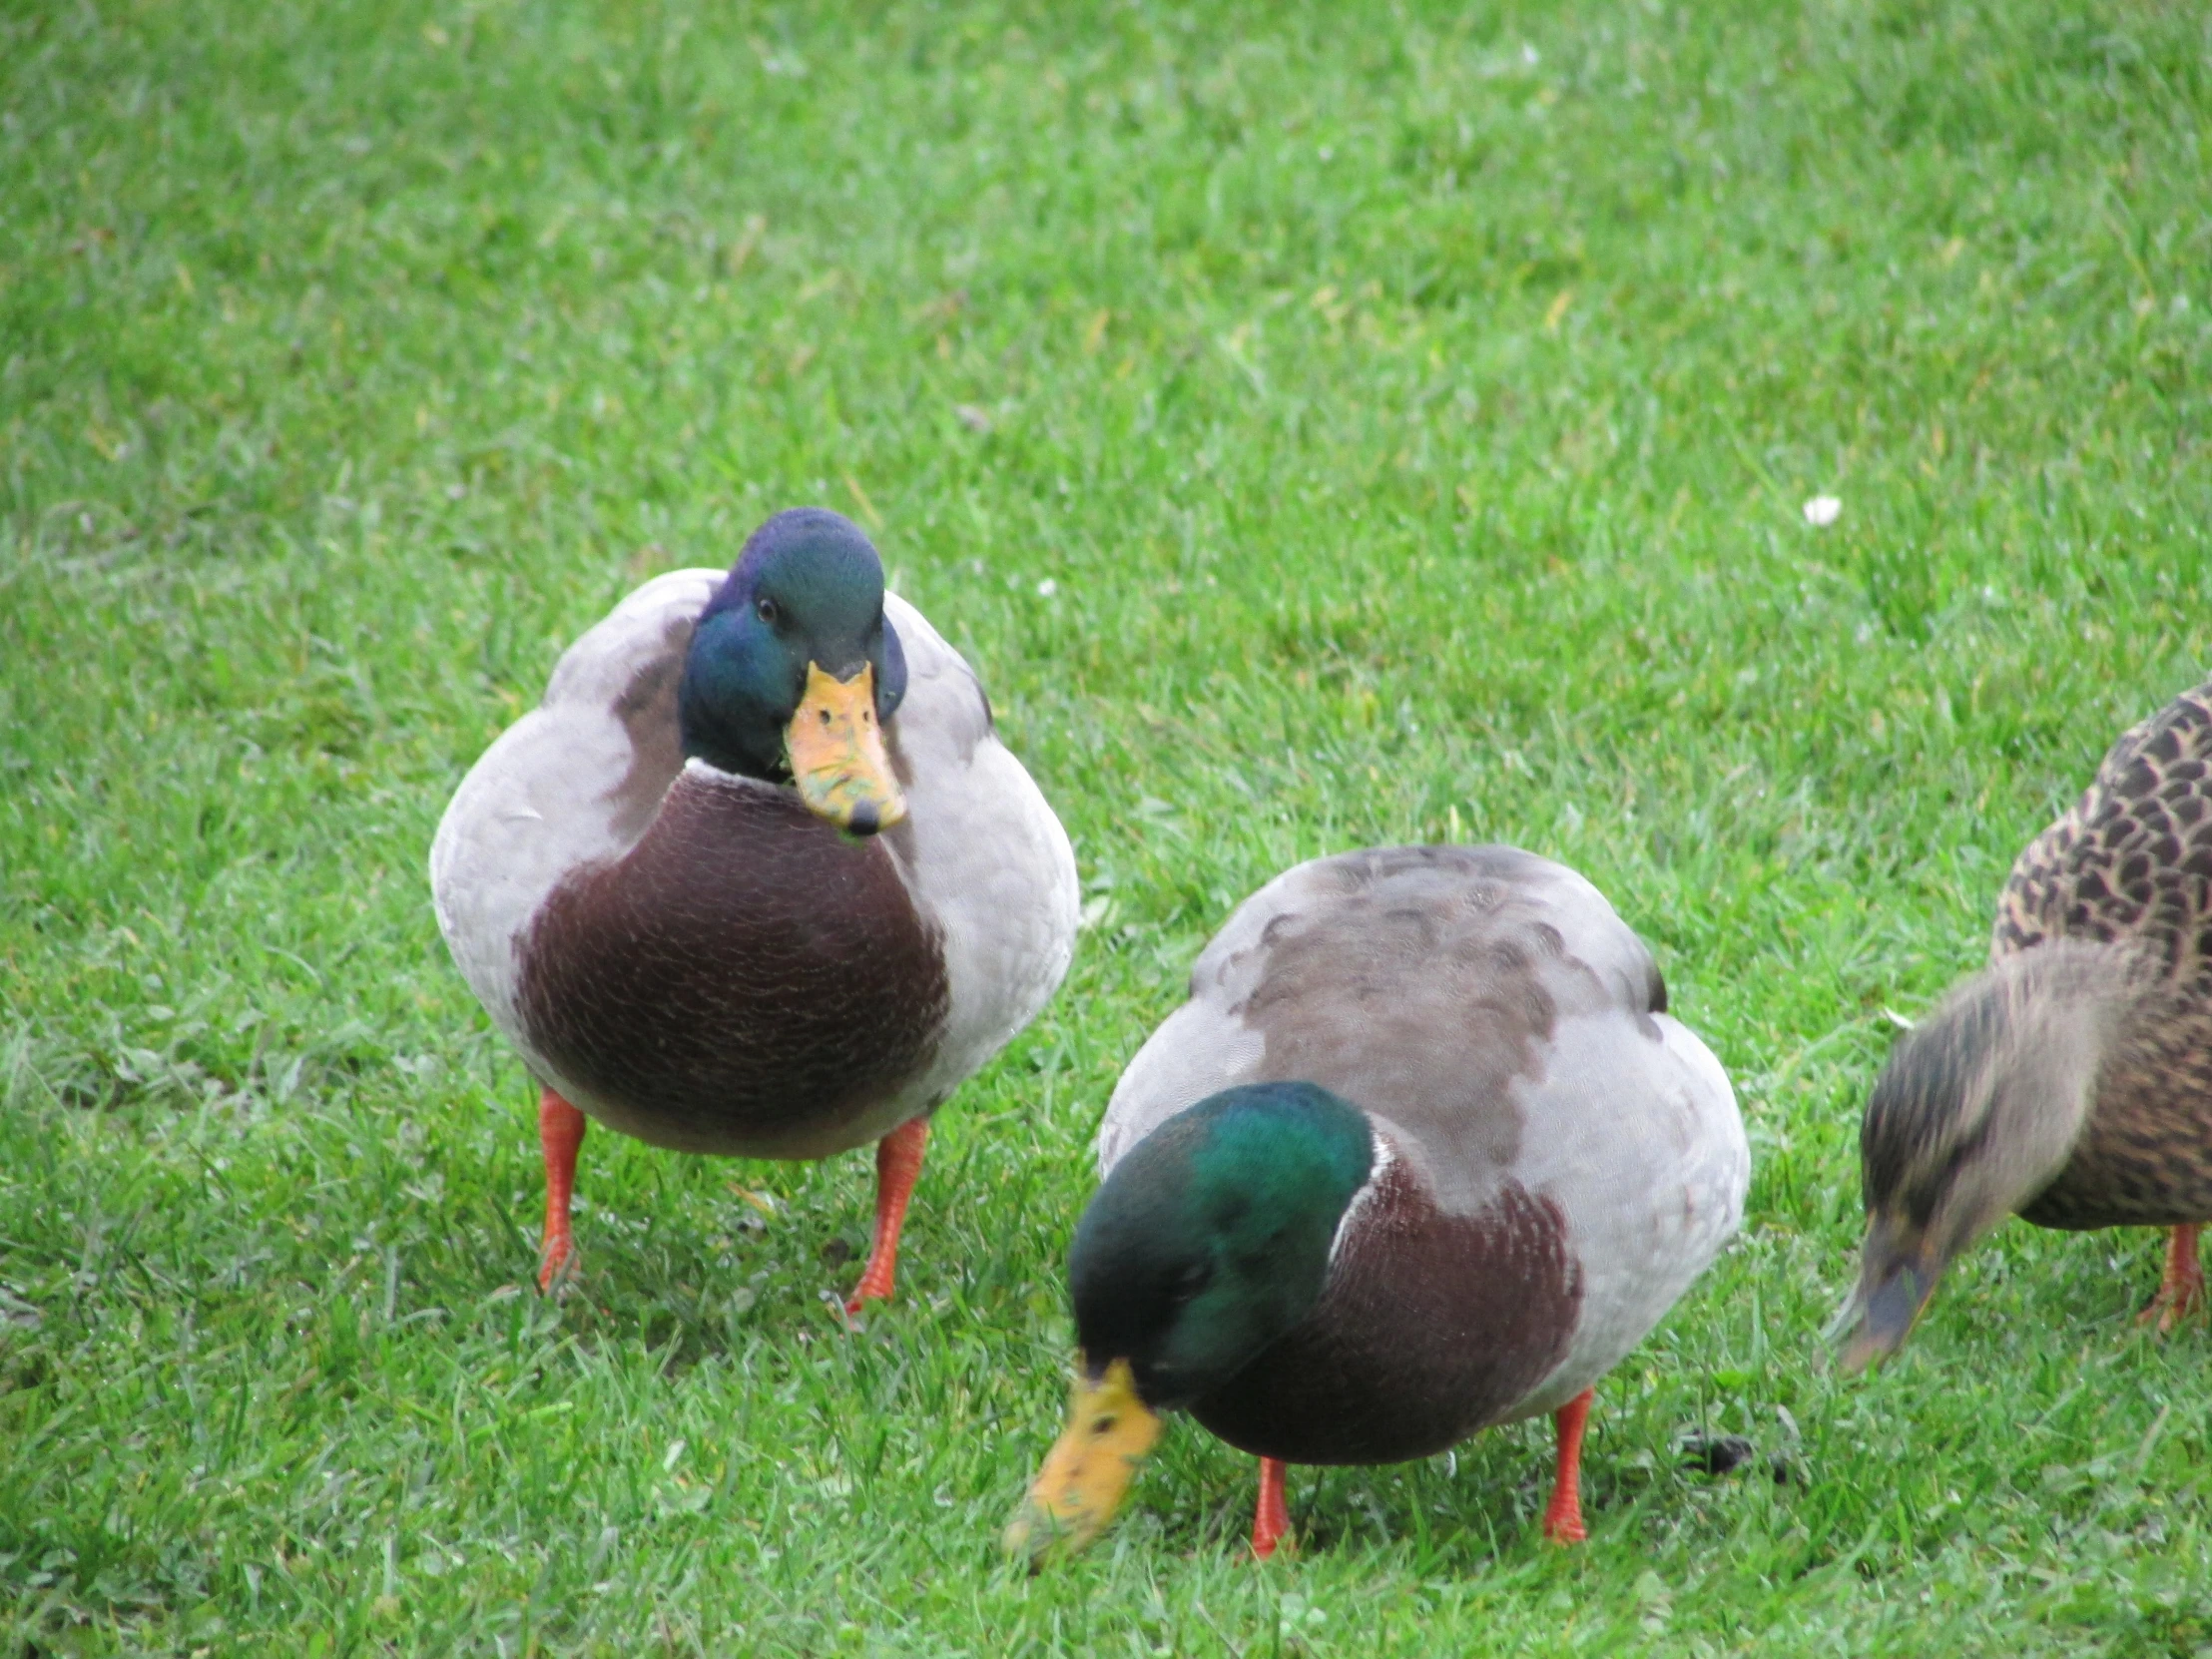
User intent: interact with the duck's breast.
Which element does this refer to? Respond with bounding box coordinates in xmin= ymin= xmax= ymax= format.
xmin=1191 ymin=1140 xmax=1582 ymax=1464
xmin=518 ymin=763 xmax=951 ymax=1159
xmin=2020 ymin=978 xmax=2212 ymax=1229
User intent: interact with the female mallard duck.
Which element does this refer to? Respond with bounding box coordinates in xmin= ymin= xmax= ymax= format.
xmin=430 ymin=508 xmax=1078 ymax=1308
xmin=1842 ymin=678 xmax=2212 ymax=1368
xmin=1005 ymin=844 xmax=1747 ymax=1560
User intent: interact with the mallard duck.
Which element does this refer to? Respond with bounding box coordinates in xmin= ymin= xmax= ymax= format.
xmin=1842 ymin=678 xmax=2212 ymax=1368
xmin=430 ymin=508 xmax=1078 ymax=1308
xmin=1004 ymin=844 xmax=1748 ymax=1560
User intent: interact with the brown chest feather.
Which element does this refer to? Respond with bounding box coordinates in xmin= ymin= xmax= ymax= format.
xmin=2023 ymin=984 xmax=2212 ymax=1229
xmin=518 ymin=775 xmax=949 ymax=1154
xmin=1191 ymin=1167 xmax=1581 ymax=1465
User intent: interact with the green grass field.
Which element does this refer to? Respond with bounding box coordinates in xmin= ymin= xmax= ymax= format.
xmin=5 ymin=0 xmax=2211 ymax=1650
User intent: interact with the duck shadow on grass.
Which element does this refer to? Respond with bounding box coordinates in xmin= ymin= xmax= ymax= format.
xmin=1123 ymin=1418 xmax=1788 ymax=1569
xmin=512 ymin=1205 xmax=880 ymax=1373
xmin=449 ymin=1116 xmax=1094 ymax=1370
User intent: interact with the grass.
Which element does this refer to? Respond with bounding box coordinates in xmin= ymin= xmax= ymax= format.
xmin=3 ymin=0 xmax=2210 ymax=1650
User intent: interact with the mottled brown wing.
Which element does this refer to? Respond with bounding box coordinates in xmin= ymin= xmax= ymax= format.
xmin=1991 ymin=681 xmax=2212 ymax=997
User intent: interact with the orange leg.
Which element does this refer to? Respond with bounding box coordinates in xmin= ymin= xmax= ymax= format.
xmin=2140 ymin=1224 xmax=2204 ymax=1333
xmin=1540 ymin=1388 xmax=1592 ymax=1544
xmin=1251 ymin=1456 xmax=1294 ymax=1560
xmin=844 ymin=1117 xmax=930 ymax=1314
xmin=537 ymin=1088 xmax=587 ymax=1294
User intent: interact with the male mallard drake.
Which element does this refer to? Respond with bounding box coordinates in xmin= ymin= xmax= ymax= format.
xmin=430 ymin=508 xmax=1078 ymax=1308
xmin=1842 ymin=677 xmax=2212 ymax=1368
xmin=1005 ymin=844 xmax=1747 ymax=1560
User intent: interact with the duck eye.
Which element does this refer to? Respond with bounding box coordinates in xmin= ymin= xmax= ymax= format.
xmin=1090 ymin=1413 xmax=1118 ymax=1435
xmin=756 ymin=596 xmax=779 ymax=625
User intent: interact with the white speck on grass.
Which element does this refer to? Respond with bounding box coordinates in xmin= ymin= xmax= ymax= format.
xmin=1803 ymin=494 xmax=1842 ymax=527
xmin=1280 ymin=1596 xmax=1328 ymax=1634
xmin=1035 ymin=577 xmax=1057 ymax=597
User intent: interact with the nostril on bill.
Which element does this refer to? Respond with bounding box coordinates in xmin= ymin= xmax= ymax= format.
xmin=847 ymin=801 xmax=881 ymax=836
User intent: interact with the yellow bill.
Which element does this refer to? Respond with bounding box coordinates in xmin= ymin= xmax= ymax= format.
xmin=1003 ymin=1358 xmax=1163 ymax=1565
xmin=786 ymin=660 xmax=906 ymax=834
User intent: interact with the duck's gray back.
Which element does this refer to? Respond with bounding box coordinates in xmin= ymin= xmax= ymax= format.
xmin=1097 ymin=843 xmax=1667 ymax=1212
